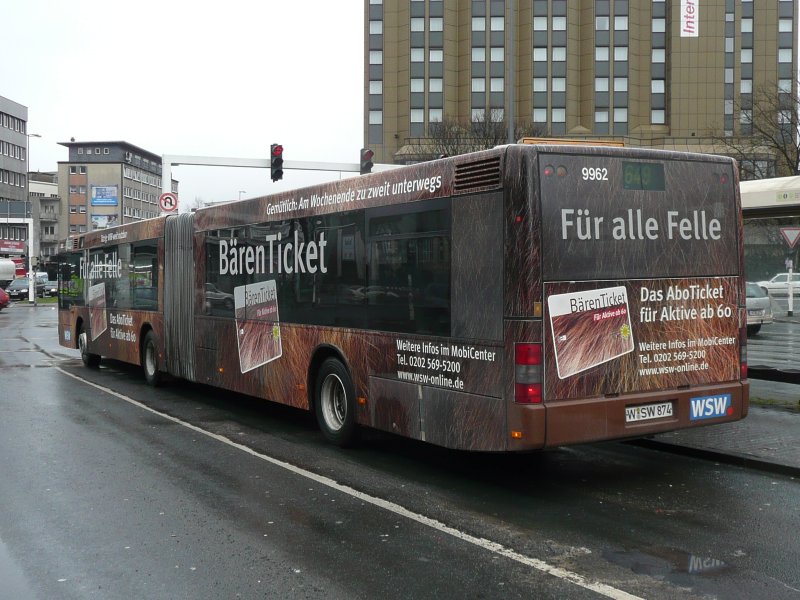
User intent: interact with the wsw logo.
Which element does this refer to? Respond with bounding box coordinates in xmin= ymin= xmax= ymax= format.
xmin=689 ymin=394 xmax=732 ymax=421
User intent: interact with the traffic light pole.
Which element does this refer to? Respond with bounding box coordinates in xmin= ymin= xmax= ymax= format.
xmin=160 ymin=155 xmax=401 ymax=197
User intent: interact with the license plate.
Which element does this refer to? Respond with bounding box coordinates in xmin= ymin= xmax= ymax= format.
xmin=748 ymin=309 xmax=764 ymax=316
xmin=625 ymin=401 xmax=674 ymax=423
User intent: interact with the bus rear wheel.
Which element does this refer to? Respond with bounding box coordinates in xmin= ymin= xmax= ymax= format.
xmin=314 ymin=358 xmax=358 ymax=447
xmin=78 ymin=326 xmax=101 ymax=368
xmin=142 ymin=330 xmax=162 ymax=387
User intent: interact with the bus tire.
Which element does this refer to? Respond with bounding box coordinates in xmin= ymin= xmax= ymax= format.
xmin=142 ymin=330 xmax=162 ymax=387
xmin=78 ymin=325 xmax=101 ymax=368
xmin=314 ymin=358 xmax=358 ymax=447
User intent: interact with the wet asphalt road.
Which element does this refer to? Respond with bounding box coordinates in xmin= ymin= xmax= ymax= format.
xmin=1 ymin=304 xmax=799 ymax=599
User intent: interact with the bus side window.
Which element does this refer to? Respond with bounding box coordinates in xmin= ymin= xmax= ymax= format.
xmin=366 ymin=200 xmax=451 ymax=336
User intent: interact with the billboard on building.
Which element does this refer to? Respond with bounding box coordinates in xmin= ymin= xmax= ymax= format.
xmin=91 ymin=214 xmax=119 ymax=229
xmin=681 ymin=0 xmax=699 ymax=37
xmin=91 ymin=185 xmax=119 ymax=206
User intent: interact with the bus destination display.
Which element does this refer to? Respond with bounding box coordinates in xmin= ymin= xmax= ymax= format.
xmin=622 ymin=161 xmax=665 ymax=191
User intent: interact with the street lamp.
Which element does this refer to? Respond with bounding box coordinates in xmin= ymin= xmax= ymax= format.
xmin=238 ymin=190 xmax=246 ymax=201
xmin=26 ymin=133 xmax=42 ymax=305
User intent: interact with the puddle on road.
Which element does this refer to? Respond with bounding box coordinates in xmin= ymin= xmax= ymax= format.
xmin=603 ymin=546 xmax=731 ymax=584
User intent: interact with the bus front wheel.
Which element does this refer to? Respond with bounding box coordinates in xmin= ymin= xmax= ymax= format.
xmin=314 ymin=358 xmax=358 ymax=447
xmin=142 ymin=331 xmax=162 ymax=387
xmin=78 ymin=326 xmax=101 ymax=368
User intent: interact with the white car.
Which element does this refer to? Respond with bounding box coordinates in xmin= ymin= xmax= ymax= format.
xmin=745 ymin=282 xmax=773 ymax=336
xmin=757 ymin=273 xmax=800 ymax=296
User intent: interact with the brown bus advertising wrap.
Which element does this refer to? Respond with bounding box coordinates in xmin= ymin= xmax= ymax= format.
xmin=57 ymin=144 xmax=748 ymax=452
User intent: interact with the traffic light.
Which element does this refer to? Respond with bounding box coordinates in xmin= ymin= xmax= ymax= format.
xmin=270 ymin=143 xmax=284 ymax=182
xmin=360 ymin=148 xmax=374 ymax=175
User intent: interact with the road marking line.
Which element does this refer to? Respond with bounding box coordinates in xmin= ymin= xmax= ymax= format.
xmin=57 ymin=367 xmax=643 ymax=600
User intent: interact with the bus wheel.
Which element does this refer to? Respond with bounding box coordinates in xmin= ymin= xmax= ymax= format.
xmin=78 ymin=326 xmax=101 ymax=368
xmin=142 ymin=331 xmax=162 ymax=387
xmin=314 ymin=358 xmax=358 ymax=447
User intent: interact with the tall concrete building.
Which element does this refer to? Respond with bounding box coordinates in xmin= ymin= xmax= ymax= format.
xmin=0 ymin=95 xmax=32 ymax=262
xmin=365 ymin=0 xmax=798 ymax=172
xmin=57 ymin=141 xmax=178 ymax=243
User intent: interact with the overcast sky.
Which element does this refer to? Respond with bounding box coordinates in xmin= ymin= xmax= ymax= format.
xmin=3 ymin=0 xmax=364 ymax=208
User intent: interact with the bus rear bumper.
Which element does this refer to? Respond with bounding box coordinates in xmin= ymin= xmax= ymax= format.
xmin=542 ymin=381 xmax=749 ymax=448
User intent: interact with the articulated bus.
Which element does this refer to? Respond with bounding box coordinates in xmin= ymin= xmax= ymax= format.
xmin=56 ymin=144 xmax=748 ymax=451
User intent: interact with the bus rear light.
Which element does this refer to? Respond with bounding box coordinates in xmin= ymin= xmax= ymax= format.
xmin=515 ymin=383 xmax=542 ymax=403
xmin=515 ymin=343 xmax=543 ymax=403
xmin=741 ymin=344 xmax=747 ymax=379
xmin=515 ymin=343 xmax=542 ymax=365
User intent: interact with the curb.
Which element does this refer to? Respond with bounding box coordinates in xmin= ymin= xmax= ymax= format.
xmin=630 ymin=438 xmax=800 ymax=478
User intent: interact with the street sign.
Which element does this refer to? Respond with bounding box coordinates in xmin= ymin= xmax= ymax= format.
xmin=779 ymin=227 xmax=800 ymax=248
xmin=159 ymin=192 xmax=179 ymax=213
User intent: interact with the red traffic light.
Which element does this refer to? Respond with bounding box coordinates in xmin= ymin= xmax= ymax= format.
xmin=360 ymin=148 xmax=374 ymax=175
xmin=270 ymin=143 xmax=284 ymax=182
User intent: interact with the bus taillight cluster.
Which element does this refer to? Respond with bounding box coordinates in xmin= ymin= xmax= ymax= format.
xmin=515 ymin=343 xmax=543 ymax=404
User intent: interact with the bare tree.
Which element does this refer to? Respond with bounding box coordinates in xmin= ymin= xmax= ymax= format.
xmin=709 ymin=78 xmax=800 ymax=180
xmin=404 ymin=110 xmax=548 ymax=162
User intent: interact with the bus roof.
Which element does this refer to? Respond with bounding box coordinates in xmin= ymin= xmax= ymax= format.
xmin=740 ymin=175 xmax=800 ymax=210
xmin=517 ymin=137 xmax=625 ymax=147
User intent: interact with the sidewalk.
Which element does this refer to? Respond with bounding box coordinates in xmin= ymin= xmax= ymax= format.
xmin=643 ymin=379 xmax=800 ymax=475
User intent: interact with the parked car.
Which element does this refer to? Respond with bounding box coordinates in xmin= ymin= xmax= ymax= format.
xmin=5 ymin=278 xmax=44 ymax=300
xmin=756 ymin=273 xmax=800 ymax=296
xmin=41 ymin=280 xmax=58 ymax=297
xmin=746 ymin=282 xmax=773 ymax=336
xmin=0 ymin=286 xmax=9 ymax=311
xmin=204 ymin=283 xmax=234 ymax=311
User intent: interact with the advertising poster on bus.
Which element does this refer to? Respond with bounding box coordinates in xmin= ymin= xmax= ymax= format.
xmin=544 ymin=277 xmax=740 ymax=400
xmin=87 ymin=282 xmax=107 ymax=341
xmin=234 ymin=279 xmax=282 ymax=373
xmin=547 ymin=285 xmax=634 ymax=379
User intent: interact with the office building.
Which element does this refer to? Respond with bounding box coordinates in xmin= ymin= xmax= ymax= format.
xmin=57 ymin=141 xmax=178 ymax=240
xmin=365 ymin=0 xmax=798 ymax=173
xmin=0 ymin=95 xmax=32 ymax=262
